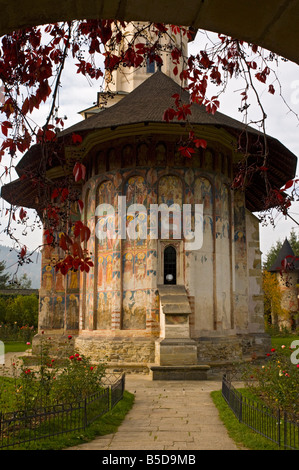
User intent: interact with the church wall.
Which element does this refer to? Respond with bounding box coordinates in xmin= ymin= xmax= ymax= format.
xmin=80 ymin=139 xmax=243 ymax=345
xmin=34 ymin=135 xmax=268 ymax=365
xmin=246 ymin=210 xmax=265 ymax=333
xmin=232 ymin=190 xmax=249 ymax=332
xmin=38 ymin=204 xmax=81 ymax=336
xmin=185 ymin=175 xmax=214 ymax=334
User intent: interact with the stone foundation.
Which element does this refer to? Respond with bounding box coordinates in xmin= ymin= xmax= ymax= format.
xmin=32 ymin=333 xmax=76 ymax=359
xmin=74 ymin=335 xmax=156 ymax=367
xmin=30 ymin=331 xmax=271 ymax=375
xmin=196 ymin=333 xmax=271 ymax=364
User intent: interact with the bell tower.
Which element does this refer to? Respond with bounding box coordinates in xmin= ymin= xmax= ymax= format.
xmin=106 ymin=22 xmax=190 ymax=95
xmin=79 ymin=22 xmax=195 ymax=118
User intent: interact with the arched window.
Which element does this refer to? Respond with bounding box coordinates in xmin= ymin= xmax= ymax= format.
xmin=164 ymin=246 xmax=176 ymax=285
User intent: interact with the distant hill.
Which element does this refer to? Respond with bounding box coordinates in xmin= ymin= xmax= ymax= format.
xmin=0 ymin=245 xmax=41 ymax=288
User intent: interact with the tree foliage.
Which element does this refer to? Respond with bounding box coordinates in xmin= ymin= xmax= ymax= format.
xmin=0 ymin=260 xmax=10 ymax=288
xmin=0 ymin=294 xmax=38 ymax=327
xmin=262 ymin=270 xmax=288 ymax=326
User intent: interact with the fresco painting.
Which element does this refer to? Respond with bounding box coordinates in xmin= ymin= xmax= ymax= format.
xmin=122 ymin=290 xmax=147 ymax=330
xmin=66 ymin=294 xmax=79 ymax=330
xmin=97 ymin=292 xmax=112 ymax=329
xmin=95 ymin=180 xmax=116 ymax=329
xmin=156 ymin=143 xmax=167 ymax=166
xmin=39 ymin=295 xmax=51 ymax=330
xmin=52 ymin=296 xmax=65 ymax=329
xmin=122 ymin=175 xmax=148 ymax=329
xmin=194 ymin=177 xmax=213 ymax=245
xmin=136 ymin=143 xmax=149 ymax=167
xmin=158 ymin=175 xmax=183 ymax=241
xmin=37 ymin=156 xmax=246 ymax=342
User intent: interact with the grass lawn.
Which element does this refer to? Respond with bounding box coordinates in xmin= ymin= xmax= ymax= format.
xmin=271 ymin=335 xmax=299 ymax=349
xmin=16 ymin=390 xmax=135 ymax=450
xmin=211 ymin=390 xmax=281 ymax=450
xmin=3 ymin=341 xmax=32 ymax=353
xmin=0 ymin=372 xmax=135 ymax=450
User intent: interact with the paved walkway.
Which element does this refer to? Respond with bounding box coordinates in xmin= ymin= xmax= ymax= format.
xmin=1 ymin=353 xmax=245 ymax=450
xmin=68 ymin=374 xmax=245 ymax=451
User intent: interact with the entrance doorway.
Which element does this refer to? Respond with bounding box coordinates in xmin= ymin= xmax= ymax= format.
xmin=164 ymin=245 xmax=176 ymax=285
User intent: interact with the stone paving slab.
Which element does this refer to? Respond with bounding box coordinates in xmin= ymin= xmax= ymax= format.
xmin=68 ymin=374 xmax=245 ymax=451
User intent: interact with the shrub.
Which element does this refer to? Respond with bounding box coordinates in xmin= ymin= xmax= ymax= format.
xmin=0 ymin=297 xmax=7 ymax=324
xmin=2 ymin=335 xmax=106 ymax=412
xmin=243 ymin=344 xmax=299 ymax=416
xmin=52 ymin=354 xmax=106 ymax=403
xmin=0 ymin=323 xmax=36 ymax=342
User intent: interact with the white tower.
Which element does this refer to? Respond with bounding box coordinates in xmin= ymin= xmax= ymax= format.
xmin=79 ymin=22 xmax=195 ymax=118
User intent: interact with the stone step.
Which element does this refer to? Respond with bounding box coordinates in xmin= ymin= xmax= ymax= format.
xmin=158 ymin=284 xmax=192 ymax=315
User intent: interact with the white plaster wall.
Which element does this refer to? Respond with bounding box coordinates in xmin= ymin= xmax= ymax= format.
xmin=246 ymin=210 xmax=265 ymax=333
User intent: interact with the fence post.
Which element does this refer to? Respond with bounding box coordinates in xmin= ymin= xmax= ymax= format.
xmin=239 ymin=394 xmax=243 ymax=423
xmin=277 ymin=408 xmax=281 ymax=448
xmin=283 ymin=411 xmax=287 ymax=449
xmin=84 ymin=397 xmax=87 ymax=430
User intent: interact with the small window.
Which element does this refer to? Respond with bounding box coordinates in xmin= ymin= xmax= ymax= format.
xmin=164 ymin=246 xmax=176 ymax=285
xmin=146 ymin=58 xmax=155 ymax=74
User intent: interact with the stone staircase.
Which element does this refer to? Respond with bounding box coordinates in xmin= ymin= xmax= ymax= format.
xmin=150 ymin=285 xmax=210 ymax=380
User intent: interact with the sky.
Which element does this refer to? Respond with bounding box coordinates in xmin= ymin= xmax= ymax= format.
xmin=0 ymin=27 xmax=298 ymax=265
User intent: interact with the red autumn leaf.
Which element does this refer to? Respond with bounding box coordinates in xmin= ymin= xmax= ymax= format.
xmin=78 ymin=199 xmax=84 ymax=213
xmin=60 ymin=188 xmax=69 ymax=202
xmin=71 ymin=241 xmax=83 ymax=258
xmin=72 ymin=133 xmax=83 ymax=145
xmin=178 ymin=146 xmax=196 ymax=158
xmin=258 ymin=166 xmax=269 ymax=172
xmin=171 ymin=47 xmax=181 ymax=63
xmin=247 ymin=61 xmax=257 ymax=70
xmin=59 ymin=233 xmax=68 ymax=251
xmin=73 ymin=162 xmax=86 ymax=182
xmin=51 ymin=188 xmax=59 ymax=200
xmin=44 ymin=229 xmax=54 ymax=245
xmin=205 ymin=97 xmax=220 ymax=115
xmin=1 ymin=121 xmax=12 ymax=137
xmin=163 ymin=107 xmax=177 ymax=122
xmin=20 ymin=246 xmax=27 ymax=259
xmin=73 ymin=220 xmax=84 ymax=237
xmin=268 ymin=84 xmax=275 ymax=95
xmin=80 ymin=225 xmax=91 ymax=243
xmin=281 ymin=179 xmax=294 ymax=191
xmin=19 ymin=207 xmax=27 ymax=221
xmin=193 ymin=138 xmax=207 ymax=149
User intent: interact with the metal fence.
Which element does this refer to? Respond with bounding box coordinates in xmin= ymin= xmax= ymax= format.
xmin=0 ymin=373 xmax=125 ymax=449
xmin=222 ymin=374 xmax=299 ymax=450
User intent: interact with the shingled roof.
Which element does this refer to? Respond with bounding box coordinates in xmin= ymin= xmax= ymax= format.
xmin=58 ymin=71 xmax=258 ymax=134
xmin=1 ymin=71 xmax=297 ymax=213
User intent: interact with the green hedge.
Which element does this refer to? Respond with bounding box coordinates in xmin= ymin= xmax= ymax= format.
xmin=0 ymin=294 xmax=38 ymax=341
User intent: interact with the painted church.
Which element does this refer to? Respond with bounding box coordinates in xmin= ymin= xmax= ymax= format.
xmin=2 ymin=25 xmax=297 ymax=377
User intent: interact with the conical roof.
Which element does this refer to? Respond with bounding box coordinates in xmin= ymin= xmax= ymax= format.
xmin=58 ymin=71 xmax=260 ymax=135
xmin=268 ymin=238 xmax=299 ymax=272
